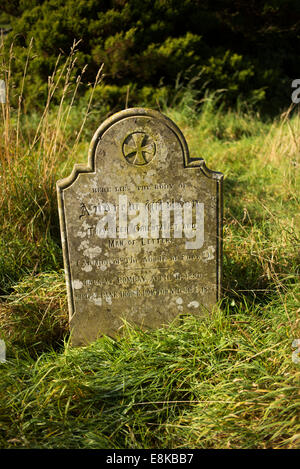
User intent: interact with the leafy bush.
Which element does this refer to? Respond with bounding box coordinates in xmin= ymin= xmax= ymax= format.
xmin=2 ymin=0 xmax=300 ymax=113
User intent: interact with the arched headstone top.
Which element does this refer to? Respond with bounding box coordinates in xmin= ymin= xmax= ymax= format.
xmin=58 ymin=108 xmax=222 ymax=190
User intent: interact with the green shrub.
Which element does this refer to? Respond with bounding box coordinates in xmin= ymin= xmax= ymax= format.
xmin=3 ymin=0 xmax=300 ymax=113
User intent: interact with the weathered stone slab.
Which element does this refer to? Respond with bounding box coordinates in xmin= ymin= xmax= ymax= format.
xmin=57 ymin=108 xmax=223 ymax=346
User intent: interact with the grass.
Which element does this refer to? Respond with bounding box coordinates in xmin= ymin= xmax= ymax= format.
xmin=0 ymin=43 xmax=299 ymax=449
xmin=0 ymin=304 xmax=299 ymax=449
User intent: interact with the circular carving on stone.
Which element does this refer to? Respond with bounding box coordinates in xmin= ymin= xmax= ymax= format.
xmin=122 ymin=131 xmax=156 ymax=166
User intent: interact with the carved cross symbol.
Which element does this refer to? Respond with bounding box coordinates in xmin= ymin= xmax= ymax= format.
xmin=122 ymin=131 xmax=156 ymax=166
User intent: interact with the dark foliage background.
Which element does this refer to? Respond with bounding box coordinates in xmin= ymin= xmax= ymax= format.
xmin=1 ymin=0 xmax=300 ymax=113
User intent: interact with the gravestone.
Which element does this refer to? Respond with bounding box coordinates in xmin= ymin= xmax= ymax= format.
xmin=57 ymin=108 xmax=223 ymax=346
